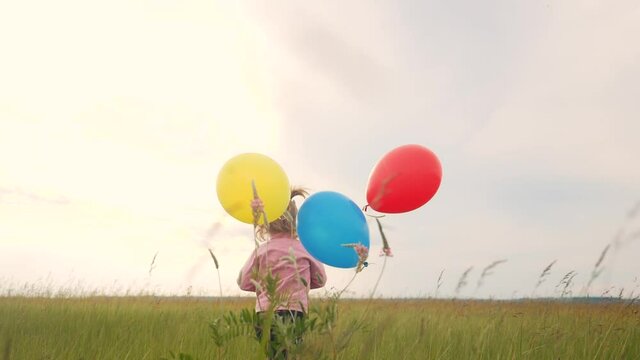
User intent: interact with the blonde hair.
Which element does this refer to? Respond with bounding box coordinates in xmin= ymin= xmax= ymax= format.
xmin=255 ymin=187 xmax=308 ymax=241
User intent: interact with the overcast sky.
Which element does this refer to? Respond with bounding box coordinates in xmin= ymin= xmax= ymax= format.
xmin=1 ymin=0 xmax=639 ymax=299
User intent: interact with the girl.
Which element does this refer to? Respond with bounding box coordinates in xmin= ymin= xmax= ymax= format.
xmin=237 ymin=188 xmax=326 ymax=358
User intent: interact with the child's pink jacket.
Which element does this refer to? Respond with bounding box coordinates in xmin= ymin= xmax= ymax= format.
xmin=237 ymin=233 xmax=326 ymax=313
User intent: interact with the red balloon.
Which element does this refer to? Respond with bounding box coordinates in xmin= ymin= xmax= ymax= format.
xmin=366 ymin=144 xmax=442 ymax=213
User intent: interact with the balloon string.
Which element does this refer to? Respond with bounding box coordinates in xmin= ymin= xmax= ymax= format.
xmin=348 ymin=253 xmax=388 ymax=328
xmin=352 ymin=221 xmax=390 ymax=327
xmin=363 ymin=204 xmax=386 ymax=219
xmin=370 ymin=254 xmax=388 ymax=298
xmin=336 ymin=272 xmax=358 ymax=298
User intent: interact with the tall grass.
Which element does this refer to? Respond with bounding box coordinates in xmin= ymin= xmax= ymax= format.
xmin=2 ymin=201 xmax=639 ymax=359
xmin=454 ymin=267 xmax=473 ymax=297
xmin=476 ymin=259 xmax=508 ymax=291
xmin=532 ymin=260 xmax=556 ymax=297
xmin=1 ymin=297 xmax=639 ymax=359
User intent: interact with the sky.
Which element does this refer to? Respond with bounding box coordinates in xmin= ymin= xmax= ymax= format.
xmin=1 ymin=0 xmax=639 ymax=299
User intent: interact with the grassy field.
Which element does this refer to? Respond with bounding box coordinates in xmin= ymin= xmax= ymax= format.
xmin=1 ymin=296 xmax=639 ymax=359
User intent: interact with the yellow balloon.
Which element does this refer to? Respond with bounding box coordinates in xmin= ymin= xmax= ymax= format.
xmin=216 ymin=153 xmax=291 ymax=224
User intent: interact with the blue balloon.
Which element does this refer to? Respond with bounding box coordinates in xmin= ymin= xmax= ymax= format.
xmin=297 ymin=191 xmax=370 ymax=268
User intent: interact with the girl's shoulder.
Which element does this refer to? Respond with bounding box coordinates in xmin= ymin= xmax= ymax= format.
xmin=267 ymin=235 xmax=311 ymax=254
xmin=255 ymin=235 xmax=299 ymax=253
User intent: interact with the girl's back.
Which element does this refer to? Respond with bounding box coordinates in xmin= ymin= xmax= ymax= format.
xmin=239 ymin=232 xmax=326 ymax=312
